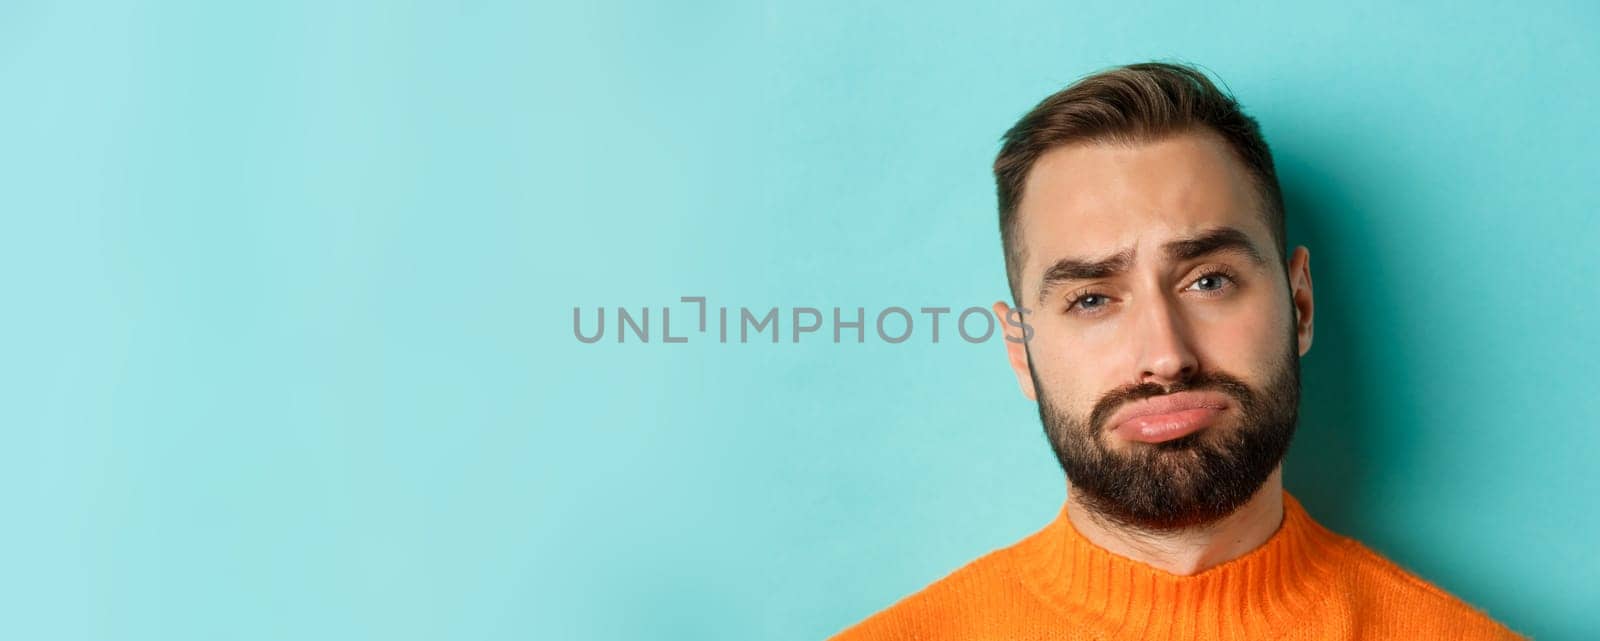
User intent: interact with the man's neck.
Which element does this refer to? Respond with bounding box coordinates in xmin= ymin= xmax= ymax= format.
xmin=1064 ymin=468 xmax=1286 ymax=576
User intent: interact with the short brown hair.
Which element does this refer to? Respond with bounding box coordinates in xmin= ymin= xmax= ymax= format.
xmin=993 ymin=62 xmax=1287 ymax=304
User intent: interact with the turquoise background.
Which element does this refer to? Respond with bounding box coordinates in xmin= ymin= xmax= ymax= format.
xmin=4 ymin=1 xmax=1596 ymax=639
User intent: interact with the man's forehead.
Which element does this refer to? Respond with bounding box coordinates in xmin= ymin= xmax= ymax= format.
xmin=1014 ymin=134 xmax=1270 ymax=274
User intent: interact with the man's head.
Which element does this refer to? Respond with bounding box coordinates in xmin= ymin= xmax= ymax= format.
xmin=989 ymin=62 xmax=1316 ymax=533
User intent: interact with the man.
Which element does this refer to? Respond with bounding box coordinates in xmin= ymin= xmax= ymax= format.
xmin=830 ymin=63 xmax=1523 ymax=640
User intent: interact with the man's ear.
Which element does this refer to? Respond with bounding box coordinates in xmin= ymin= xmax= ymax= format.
xmin=993 ymin=300 xmax=1037 ymax=401
xmin=1287 ymin=246 xmax=1315 ymax=357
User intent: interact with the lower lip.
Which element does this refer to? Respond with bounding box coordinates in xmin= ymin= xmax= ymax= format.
xmin=1112 ymin=407 xmax=1224 ymax=443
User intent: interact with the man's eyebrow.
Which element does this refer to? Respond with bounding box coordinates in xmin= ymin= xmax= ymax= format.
xmin=1034 ymin=226 xmax=1268 ymax=305
xmin=1163 ymin=225 xmax=1268 ymax=266
xmin=1036 ymin=249 xmax=1134 ymax=306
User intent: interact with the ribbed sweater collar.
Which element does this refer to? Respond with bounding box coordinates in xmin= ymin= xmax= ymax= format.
xmin=1011 ymin=491 xmax=1346 ymax=641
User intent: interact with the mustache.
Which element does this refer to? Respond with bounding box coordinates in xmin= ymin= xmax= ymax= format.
xmin=1088 ymin=370 xmax=1256 ymax=433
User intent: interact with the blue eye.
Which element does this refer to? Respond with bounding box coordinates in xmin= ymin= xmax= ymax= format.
xmin=1190 ymin=270 xmax=1236 ymax=293
xmin=1067 ymin=293 xmax=1110 ymax=315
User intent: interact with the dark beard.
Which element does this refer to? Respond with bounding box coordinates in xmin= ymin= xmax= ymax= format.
xmin=1030 ymin=322 xmax=1301 ymax=533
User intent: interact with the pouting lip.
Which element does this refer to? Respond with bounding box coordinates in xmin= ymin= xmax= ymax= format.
xmin=1105 ymin=391 xmax=1232 ymax=430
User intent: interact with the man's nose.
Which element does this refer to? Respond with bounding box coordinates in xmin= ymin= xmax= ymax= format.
xmin=1133 ymin=291 xmax=1199 ymax=386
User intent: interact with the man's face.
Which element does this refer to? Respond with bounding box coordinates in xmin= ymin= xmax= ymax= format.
xmin=994 ymin=131 xmax=1316 ymax=532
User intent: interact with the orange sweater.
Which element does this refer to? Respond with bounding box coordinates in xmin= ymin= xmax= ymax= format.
xmin=831 ymin=492 xmax=1523 ymax=640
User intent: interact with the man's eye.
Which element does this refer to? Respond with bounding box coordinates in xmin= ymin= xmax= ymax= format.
xmin=1190 ymin=271 xmax=1237 ymax=293
xmin=1067 ymin=293 xmax=1110 ymax=314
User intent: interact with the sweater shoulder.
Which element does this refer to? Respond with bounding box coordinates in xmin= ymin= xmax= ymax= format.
xmin=827 ymin=543 xmax=1031 ymax=641
xmin=1332 ymin=537 xmax=1526 ymax=640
